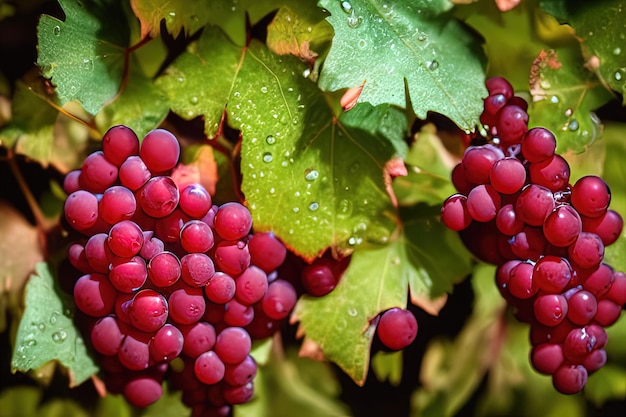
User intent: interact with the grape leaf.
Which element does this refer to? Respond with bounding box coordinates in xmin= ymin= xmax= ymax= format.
xmin=317 ymin=0 xmax=487 ymax=131
xmin=37 ymin=0 xmax=131 ymax=115
xmin=540 ymin=0 xmax=626 ymax=102
xmin=528 ymin=47 xmax=615 ymax=153
xmin=11 ymin=262 xmax=98 ymax=387
xmin=94 ymin=62 xmax=170 ymax=139
xmin=158 ymin=27 xmax=407 ymax=260
xmin=0 ymin=386 xmax=43 ymax=417
xmin=294 ymin=217 xmax=471 ymax=385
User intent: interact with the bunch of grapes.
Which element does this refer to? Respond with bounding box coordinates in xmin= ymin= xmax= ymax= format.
xmin=441 ymin=77 xmax=625 ymax=394
xmin=63 ymin=125 xmax=298 ymax=416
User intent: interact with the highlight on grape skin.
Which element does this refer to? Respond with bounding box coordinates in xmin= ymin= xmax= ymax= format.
xmin=441 ymin=77 xmax=626 ymax=395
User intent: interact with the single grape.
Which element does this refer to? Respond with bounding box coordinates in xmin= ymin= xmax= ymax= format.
xmin=148 ymin=251 xmax=181 ymax=287
xmin=127 ymin=289 xmax=168 ymax=333
xmin=451 ymin=162 xmax=474 ymax=195
xmin=301 ymin=258 xmax=339 ymax=297
xmin=568 ymin=232 xmax=604 ymax=270
xmin=179 ymin=184 xmax=212 ymax=219
xmin=528 ymin=154 xmax=570 ymax=192
xmin=99 ymin=185 xmax=137 ymax=225
xmin=204 ymin=272 xmax=237 ymax=304
xmin=181 ymin=321 xmax=217 ymax=358
xmin=80 ymin=151 xmax=118 ymax=193
xmin=509 ymin=226 xmax=546 ymax=261
xmin=507 ymin=261 xmax=537 ymax=300
xmin=123 ymin=376 xmax=163 ymax=408
xmin=261 ymin=279 xmax=297 ymax=320
xmin=521 ymin=127 xmax=556 ymax=163
xmin=64 ymin=190 xmax=99 ymax=232
xmin=140 ymin=231 xmax=165 ymax=260
xmin=214 ymin=327 xmax=251 ymax=364
xmin=213 ymin=202 xmax=253 ymax=241
xmin=168 ymin=285 xmax=206 ymax=325
xmin=73 ymin=273 xmax=117 ymax=317
xmin=224 ymin=299 xmax=255 ymax=327
xmin=485 ymin=76 xmax=514 ymax=99
xmin=581 ymin=210 xmax=623 ymax=246
xmin=533 ymin=256 xmax=572 ymax=293
xmin=582 ymin=263 xmax=614 ymax=298
xmin=180 ymin=220 xmax=214 ymax=253
xmin=571 ymin=176 xmax=611 ymax=218
xmin=495 ymin=105 xmax=529 ymax=146
xmin=489 ymin=157 xmax=526 ymax=194
xmin=108 ymin=256 xmax=148 ymax=293
xmin=533 ymin=294 xmax=568 ymax=327
xmin=441 ymin=194 xmax=472 ymax=231
xmin=552 ymin=364 xmax=588 ymax=394
xmin=63 ymin=169 xmax=81 ymax=195
xmin=582 ymin=349 xmax=607 ymax=373
xmin=567 ymin=290 xmax=597 ymax=326
xmin=543 ymin=204 xmax=582 ymax=247
xmin=90 ymin=315 xmax=124 ymax=356
xmin=222 ymin=382 xmax=254 ymax=405
xmin=194 ymin=351 xmax=225 ymax=385
xmin=224 ymin=355 xmax=257 ymax=386
xmin=181 ymin=253 xmax=216 ymax=287
xmin=563 ymin=327 xmax=597 ymax=363
xmin=118 ymin=330 xmax=151 ymax=371
xmin=119 ymin=155 xmax=151 ymax=191
xmin=606 ymin=271 xmax=626 ymax=305
xmin=149 ymin=323 xmax=184 ymax=363
xmin=495 ymin=204 xmax=524 ymax=236
xmin=594 ymin=299 xmax=622 ymax=327
xmin=139 ymin=176 xmax=179 ymax=219
xmin=248 ymin=232 xmax=287 ymax=273
xmin=68 ymin=243 xmax=92 ymax=273
xmin=102 ymin=125 xmax=140 ymax=166
xmin=466 ymin=184 xmax=501 ymax=222
xmin=516 ymin=184 xmax=555 ymax=226
xmin=376 ymin=308 xmax=418 ymax=350
xmin=108 ymin=220 xmax=144 ymax=258
xmin=461 ymin=145 xmax=504 ymax=185
xmin=530 ymin=343 xmax=564 ymax=375
xmin=235 ymin=266 xmax=268 ymax=306
xmin=84 ymin=233 xmax=113 ymax=273
xmin=140 ymin=129 xmax=181 ymax=173
xmin=214 ymin=240 xmax=251 ymax=276
xmin=481 ymin=94 xmax=508 ymax=126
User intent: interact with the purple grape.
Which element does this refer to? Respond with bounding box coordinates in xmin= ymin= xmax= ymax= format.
xmin=155 ymin=208 xmax=189 ymax=242
xmin=63 ymin=169 xmax=81 ymax=195
xmin=581 ymin=210 xmax=623 ymax=246
xmin=552 ymin=364 xmax=587 ymax=394
xmin=213 ymin=202 xmax=253 ymax=241
xmin=533 ymin=294 xmax=568 ymax=327
xmin=248 ymin=232 xmax=287 ymax=273
xmin=530 ymin=343 xmax=563 ymax=375
xmin=528 ymin=154 xmax=570 ymax=192
xmin=261 ymin=279 xmax=297 ymax=320
xmin=122 ymin=375 xmax=163 ymax=407
xmin=140 ymin=129 xmax=180 ymax=173
xmin=301 ymin=258 xmax=339 ymax=297
xmin=214 ymin=240 xmax=251 ymax=276
xmin=148 ymin=251 xmax=181 ymax=287
xmin=222 ymin=382 xmax=254 ymax=405
xmin=543 ymin=204 xmax=582 ymax=247
xmin=194 ymin=351 xmax=225 ymax=385
xmin=139 ymin=176 xmax=179 ymax=219
xmin=140 ymin=231 xmax=165 ymax=260
xmin=68 ymin=243 xmax=92 ymax=273
xmin=567 ymin=290 xmax=597 ymax=326
xmin=64 ymin=190 xmax=99 ymax=232
xmin=533 ymin=256 xmax=572 ymax=293
xmin=80 ymin=151 xmax=118 ymax=193
xmin=568 ymin=232 xmax=604 ymax=270
xmin=224 ymin=355 xmax=257 ymax=386
xmin=149 ymin=323 xmax=184 ymax=363
xmin=581 ymin=263 xmax=614 ymax=298
xmin=73 ymin=273 xmax=117 ymax=317
xmin=214 ymin=327 xmax=251 ymax=364
xmin=102 ymin=125 xmax=140 ymax=166
xmin=495 ymin=204 xmax=524 ymax=236
xmin=489 ymin=157 xmax=526 ymax=194
xmin=495 ymin=104 xmax=528 ymax=146
xmin=509 ymin=226 xmax=546 ymax=261
xmin=467 ymin=184 xmax=501 ymax=222
xmin=90 ymin=315 xmax=124 ymax=355
xmin=376 ymin=307 xmax=418 ymax=350
xmin=606 ymin=271 xmax=626 ymax=305
xmin=118 ymin=330 xmax=151 ymax=371
xmin=108 ymin=256 xmax=147 ymax=293
xmin=594 ymin=299 xmax=622 ymax=327
xmin=516 ymin=184 xmax=555 ymax=226
xmin=224 ymin=299 xmax=255 ymax=327
xmin=507 ymin=261 xmax=537 ymax=300
xmin=181 ymin=253 xmax=216 ymax=287
xmin=107 ymin=220 xmax=144 ymax=258
xmin=119 ymin=155 xmax=151 ymax=191
xmin=486 ymin=76 xmax=514 ymax=99
xmin=461 ymin=145 xmax=504 ymax=185
xmin=521 ymin=127 xmax=556 ymax=163
xmin=84 ymin=233 xmax=113 ymax=273
xmin=582 ymin=349 xmax=607 ymax=373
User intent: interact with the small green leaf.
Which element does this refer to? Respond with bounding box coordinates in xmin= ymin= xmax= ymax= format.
xmin=37 ymin=0 xmax=131 ymax=114
xmin=11 ymin=262 xmax=98 ymax=387
xmin=0 ymin=386 xmax=42 ymax=417
xmin=318 ymin=0 xmax=487 ymax=130
xmin=371 ymin=350 xmax=403 ymax=386
xmin=528 ymin=47 xmax=615 ymax=153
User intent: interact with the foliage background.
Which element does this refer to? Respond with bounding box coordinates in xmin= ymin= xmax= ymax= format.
xmin=0 ymin=0 xmax=625 ymax=416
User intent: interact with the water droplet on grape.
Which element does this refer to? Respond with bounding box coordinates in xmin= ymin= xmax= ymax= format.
xmin=308 ymin=202 xmax=319 ymax=211
xmin=263 ymin=152 xmax=273 ymax=163
xmin=52 ymin=330 xmax=67 ymax=344
xmin=305 ymin=169 xmax=319 ymax=181
xmin=53 ymin=26 xmax=61 ymax=36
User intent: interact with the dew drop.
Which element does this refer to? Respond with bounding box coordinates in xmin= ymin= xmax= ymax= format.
xmin=427 ymin=60 xmax=439 ymax=70
xmin=614 ymin=47 xmax=622 ymax=55
xmin=615 ymin=71 xmax=623 ymax=81
xmin=305 ymin=169 xmax=319 ymax=181
xmin=358 ymin=39 xmax=367 ymax=49
xmin=260 ymin=86 xmax=268 ymax=93
xmin=417 ymin=32 xmax=427 ymax=42
xmin=308 ymin=202 xmax=319 ymax=211
xmin=293 ymin=207 xmax=300 ymax=213
xmin=50 ymin=312 xmax=60 ymax=324
xmin=568 ymin=119 xmax=579 ymax=131
xmin=26 ymin=339 xmax=37 ymax=347
xmin=564 ymin=108 xmax=573 ymax=117
xmin=190 ymin=96 xmax=199 ymax=105
xmin=81 ymin=58 xmax=93 ymax=71
xmin=266 ymin=135 xmax=276 ymax=145
xmin=38 ymin=323 xmax=46 ymax=332
xmin=233 ymin=91 xmax=241 ymax=98
xmin=338 ymin=199 xmax=353 ymax=217
xmin=550 ymin=95 xmax=559 ymax=104
xmin=53 ymin=25 xmax=61 ymax=36
xmin=340 ymin=0 xmax=353 ymax=14
xmin=52 ymin=330 xmax=67 ymax=344
xmin=303 ymin=68 xmax=311 ymax=78
xmin=169 ymin=11 xmax=176 ymax=17
xmin=348 ymin=308 xmax=358 ymax=317
xmin=347 ymin=12 xmax=363 ymax=28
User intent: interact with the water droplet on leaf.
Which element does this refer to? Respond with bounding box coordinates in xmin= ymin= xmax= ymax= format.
xmin=427 ymin=60 xmax=439 ymax=70
xmin=308 ymin=202 xmax=319 ymax=211
xmin=263 ymin=152 xmax=273 ymax=163
xmin=305 ymin=169 xmax=319 ymax=181
xmin=347 ymin=12 xmax=363 ymax=28
xmin=53 ymin=26 xmax=61 ymax=36
xmin=266 ymin=135 xmax=276 ymax=145
xmin=340 ymin=0 xmax=353 ymax=13
xmin=52 ymin=330 xmax=67 ymax=343
xmin=260 ymin=86 xmax=268 ymax=93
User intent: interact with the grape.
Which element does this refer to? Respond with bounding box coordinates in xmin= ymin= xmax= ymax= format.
xmin=168 ymin=285 xmax=206 ymax=325
xmin=451 ymin=162 xmax=474 ymax=195
xmin=214 ymin=240 xmax=251 ymax=276
xmin=63 ymin=169 xmax=81 ymax=195
xmin=181 ymin=322 xmax=216 ymax=358
xmin=140 ymin=231 xmax=165 ymax=260
xmin=533 ymin=256 xmax=572 ymax=293
xmin=147 ymin=251 xmax=181 ymax=287
xmin=204 ymin=272 xmax=236 ymax=304
xmin=90 ymin=315 xmax=124 ymax=355
xmin=552 ymin=364 xmax=588 ymax=394
xmin=441 ymin=194 xmax=472 ymax=231
xmin=582 ymin=263 xmax=614 ymax=298
xmin=516 ymin=184 xmax=555 ymax=226
xmin=509 ymin=226 xmax=546 ymax=261
xmin=108 ymin=220 xmax=144 ymax=258
xmin=180 ymin=220 xmax=214 ymax=253
xmin=81 ymin=151 xmax=118 ymax=193
xmin=594 ymin=299 xmax=622 ymax=327
xmin=563 ymin=327 xmax=596 ymax=363
xmin=528 ymin=154 xmax=570 ymax=192
xmin=139 ymin=176 xmax=179 ymax=218
xmin=155 ymin=209 xmax=189 ymax=243
xmin=181 ymin=253 xmax=216 ymax=287
xmin=485 ymin=76 xmax=514 ymax=99
xmin=495 ymin=204 xmax=524 ymax=236
xmin=568 ymin=232 xmax=604 ymax=270
xmin=149 ymin=324 xmax=184 ymax=363
xmin=84 ymin=233 xmax=114 ymax=273
xmin=466 ymin=184 xmax=501 ymax=222
xmin=571 ymin=176 xmax=611 ymax=218
xmin=224 ymin=355 xmax=257 ymax=386
xmin=585 ymin=324 xmax=608 ymax=350
xmin=581 ymin=210 xmax=623 ymax=246
xmin=224 ymin=299 xmax=255 ymax=327
xmin=68 ymin=243 xmax=92 ymax=273
xmin=99 ymin=185 xmax=137 ymax=225
xmin=533 ymin=294 xmax=568 ymax=327
xmin=462 ymin=145 xmax=503 ymax=185
xmin=194 ymin=351 xmax=225 ymax=385
xmin=606 ymin=271 xmax=626 ymax=305
xmin=248 ymin=232 xmax=287 ymax=273
xmin=109 ymin=256 xmax=147 ymax=293
xmin=301 ymin=258 xmax=339 ymax=297
xmin=127 ymin=289 xmax=168 ymax=333
xmin=235 ymin=266 xmax=268 ymax=305
xmin=118 ymin=330 xmax=151 ymax=370
xmin=521 ymin=127 xmax=556 ymax=163
xmin=495 ymin=104 xmax=528 ymax=146
xmin=102 ymin=125 xmax=140 ymax=166
xmin=222 ymin=383 xmax=254 ymax=405
xmin=261 ymin=279 xmax=297 ymax=320
xmin=123 ymin=376 xmax=163 ymax=407
xmin=64 ymin=190 xmax=99 ymax=232
xmin=214 ymin=327 xmax=251 ymax=364
xmin=213 ymin=202 xmax=253 ymax=241
xmin=481 ymin=94 xmax=507 ymax=126
xmin=507 ymin=261 xmax=537 ymax=300
xmin=119 ymin=156 xmax=152 ymax=191
xmin=140 ymin=129 xmax=180 ymax=173
xmin=179 ymin=184 xmax=212 ymax=218
xmin=543 ymin=205 xmax=582 ymax=247
xmin=376 ymin=308 xmax=418 ymax=351
xmin=73 ymin=273 xmax=117 ymax=317
xmin=582 ymin=349 xmax=607 ymax=373
xmin=530 ymin=343 xmax=563 ymax=375
xmin=567 ymin=290 xmax=597 ymax=326
xmin=489 ymin=157 xmax=526 ymax=194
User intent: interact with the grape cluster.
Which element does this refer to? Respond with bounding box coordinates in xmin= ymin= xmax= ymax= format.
xmin=63 ymin=125 xmax=298 ymax=415
xmin=442 ymin=77 xmax=625 ymax=394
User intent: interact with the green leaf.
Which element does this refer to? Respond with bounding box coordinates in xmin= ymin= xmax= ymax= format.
xmin=371 ymin=349 xmax=403 ymax=385
xmin=318 ymin=0 xmax=487 ymax=130
xmin=95 ymin=61 xmax=170 ymax=139
xmin=528 ymin=46 xmax=615 ymax=153
xmin=11 ymin=262 xmax=98 ymax=387
xmin=235 ymin=347 xmax=350 ymax=417
xmin=295 ymin=218 xmax=470 ymax=384
xmin=540 ymin=0 xmax=626 ymax=102
xmin=0 ymin=386 xmax=42 ymax=417
xmin=37 ymin=0 xmax=131 ymax=115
